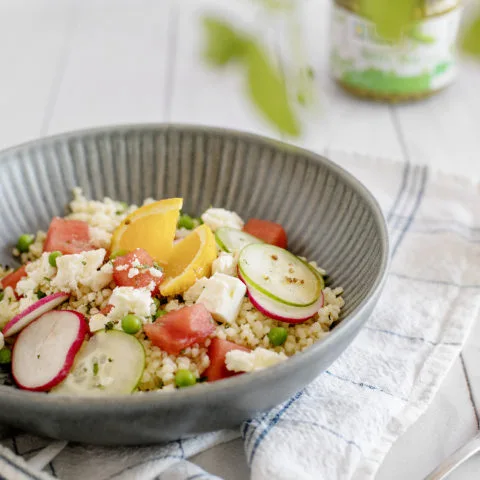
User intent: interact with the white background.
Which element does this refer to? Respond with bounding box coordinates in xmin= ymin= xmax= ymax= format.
xmin=0 ymin=1 xmax=479 ymax=478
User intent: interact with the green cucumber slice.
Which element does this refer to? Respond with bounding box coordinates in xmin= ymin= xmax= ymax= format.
xmin=215 ymin=227 xmax=263 ymax=253
xmin=51 ymin=330 xmax=145 ymax=396
xmin=238 ymin=244 xmax=322 ymax=307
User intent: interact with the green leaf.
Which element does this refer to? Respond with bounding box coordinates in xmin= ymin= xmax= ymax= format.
xmin=361 ymin=0 xmax=416 ymax=42
xmin=245 ymin=42 xmax=300 ymax=136
xmin=202 ymin=17 xmax=248 ymax=66
xmin=460 ymin=14 xmax=480 ymax=59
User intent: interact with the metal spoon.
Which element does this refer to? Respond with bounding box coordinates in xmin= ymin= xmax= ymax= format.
xmin=424 ymin=431 xmax=480 ymax=480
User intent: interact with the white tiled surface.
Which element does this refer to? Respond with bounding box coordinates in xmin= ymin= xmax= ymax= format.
xmin=0 ymin=1 xmax=479 ymax=478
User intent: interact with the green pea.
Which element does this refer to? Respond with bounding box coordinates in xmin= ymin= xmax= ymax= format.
xmin=121 ymin=314 xmax=142 ymax=334
xmin=48 ymin=251 xmax=62 ymax=267
xmin=175 ymin=369 xmax=196 ymax=388
xmin=155 ymin=309 xmax=167 ymax=319
xmin=36 ymin=291 xmax=47 ymax=300
xmin=153 ymin=298 xmax=161 ymax=311
xmin=268 ymin=327 xmax=288 ymax=346
xmin=110 ymin=249 xmax=128 ymax=260
xmin=178 ymin=214 xmax=195 ymax=230
xmin=0 ymin=291 xmax=4 ymax=302
xmin=17 ymin=234 xmax=34 ymax=253
xmin=0 ymin=348 xmax=11 ymax=364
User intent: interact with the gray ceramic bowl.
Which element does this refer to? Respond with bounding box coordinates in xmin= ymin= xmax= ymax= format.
xmin=0 ymin=125 xmax=389 ymax=445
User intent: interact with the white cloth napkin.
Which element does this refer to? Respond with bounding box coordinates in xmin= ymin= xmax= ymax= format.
xmin=1 ymin=150 xmax=479 ymax=480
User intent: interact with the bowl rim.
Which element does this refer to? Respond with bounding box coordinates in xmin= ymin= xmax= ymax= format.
xmin=0 ymin=123 xmax=390 ymax=409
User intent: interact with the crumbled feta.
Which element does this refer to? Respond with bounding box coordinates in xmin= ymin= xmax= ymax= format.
xmin=106 ymin=286 xmax=153 ymax=323
xmin=128 ymin=268 xmax=140 ymax=278
xmin=16 ymin=253 xmax=56 ymax=297
xmin=183 ymin=277 xmax=210 ymax=303
xmin=212 ymin=252 xmax=237 ymax=277
xmin=115 ymin=264 xmax=129 ymax=271
xmin=225 ymin=348 xmax=287 ymax=373
xmin=89 ymin=313 xmax=111 ymax=332
xmin=201 ymin=208 xmax=244 ymax=232
xmin=196 ymin=273 xmax=246 ymax=324
xmin=148 ymin=267 xmax=163 ymax=278
xmin=131 ymin=258 xmax=141 ymax=268
xmin=51 ymin=249 xmax=112 ymax=294
xmin=89 ymin=226 xmax=112 ymax=249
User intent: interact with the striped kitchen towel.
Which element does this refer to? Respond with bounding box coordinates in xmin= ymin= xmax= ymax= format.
xmin=1 ymin=150 xmax=479 ymax=480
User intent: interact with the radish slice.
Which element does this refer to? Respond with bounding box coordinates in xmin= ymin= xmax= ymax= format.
xmin=12 ymin=310 xmax=88 ymax=391
xmin=52 ymin=330 xmax=145 ymax=396
xmin=238 ymin=244 xmax=323 ymax=307
xmin=247 ymin=285 xmax=324 ymax=324
xmin=215 ymin=227 xmax=263 ymax=253
xmin=3 ymin=292 xmax=70 ymax=337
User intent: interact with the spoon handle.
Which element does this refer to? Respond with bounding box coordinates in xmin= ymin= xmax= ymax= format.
xmin=424 ymin=432 xmax=480 ymax=480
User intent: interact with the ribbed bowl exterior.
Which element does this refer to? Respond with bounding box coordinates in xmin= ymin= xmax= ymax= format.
xmin=0 ymin=125 xmax=389 ymax=444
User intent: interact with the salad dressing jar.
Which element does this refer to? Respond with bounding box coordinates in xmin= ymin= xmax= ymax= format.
xmin=330 ymin=0 xmax=462 ymax=101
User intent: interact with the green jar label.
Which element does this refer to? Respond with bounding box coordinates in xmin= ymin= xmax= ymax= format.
xmin=330 ymin=5 xmax=462 ymax=95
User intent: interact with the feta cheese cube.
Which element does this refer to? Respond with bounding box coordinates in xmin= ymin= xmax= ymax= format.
xmin=225 ymin=348 xmax=287 ymax=373
xmin=106 ymin=286 xmax=153 ymax=323
xmin=196 ymin=273 xmax=246 ymax=324
xmin=212 ymin=252 xmax=237 ymax=277
xmin=201 ymin=208 xmax=244 ymax=232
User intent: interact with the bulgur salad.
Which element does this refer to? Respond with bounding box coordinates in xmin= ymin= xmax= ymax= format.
xmin=0 ymin=190 xmax=344 ymax=395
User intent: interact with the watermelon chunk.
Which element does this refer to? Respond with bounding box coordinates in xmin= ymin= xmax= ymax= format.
xmin=43 ymin=217 xmax=95 ymax=255
xmin=203 ymin=337 xmax=250 ymax=382
xmin=144 ymin=304 xmax=215 ymax=355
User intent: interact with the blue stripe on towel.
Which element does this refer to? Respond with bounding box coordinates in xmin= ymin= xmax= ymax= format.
xmin=324 ymin=371 xmax=408 ymax=401
xmin=391 ymin=166 xmax=429 ymax=256
xmin=365 ymin=326 xmax=462 ymax=347
xmin=281 ymin=418 xmax=363 ymax=452
xmin=248 ymin=390 xmax=304 ymax=464
xmin=386 ymin=161 xmax=410 ymax=222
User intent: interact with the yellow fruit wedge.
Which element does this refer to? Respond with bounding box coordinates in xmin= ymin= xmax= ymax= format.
xmin=160 ymin=224 xmax=217 ymax=297
xmin=110 ymin=198 xmax=183 ymax=264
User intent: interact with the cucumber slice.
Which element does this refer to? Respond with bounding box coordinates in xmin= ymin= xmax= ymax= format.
xmin=238 ymin=244 xmax=322 ymax=307
xmin=215 ymin=227 xmax=263 ymax=253
xmin=52 ymin=330 xmax=145 ymax=396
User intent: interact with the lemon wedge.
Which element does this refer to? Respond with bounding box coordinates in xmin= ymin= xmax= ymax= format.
xmin=110 ymin=198 xmax=183 ymax=264
xmin=160 ymin=224 xmax=217 ymax=297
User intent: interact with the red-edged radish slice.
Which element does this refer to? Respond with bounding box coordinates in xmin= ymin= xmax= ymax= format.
xmin=3 ymin=292 xmax=70 ymax=337
xmin=12 ymin=310 xmax=88 ymax=391
xmin=247 ymin=285 xmax=324 ymax=324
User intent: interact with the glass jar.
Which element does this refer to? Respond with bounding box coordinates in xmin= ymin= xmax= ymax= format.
xmin=329 ymin=0 xmax=462 ymax=101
